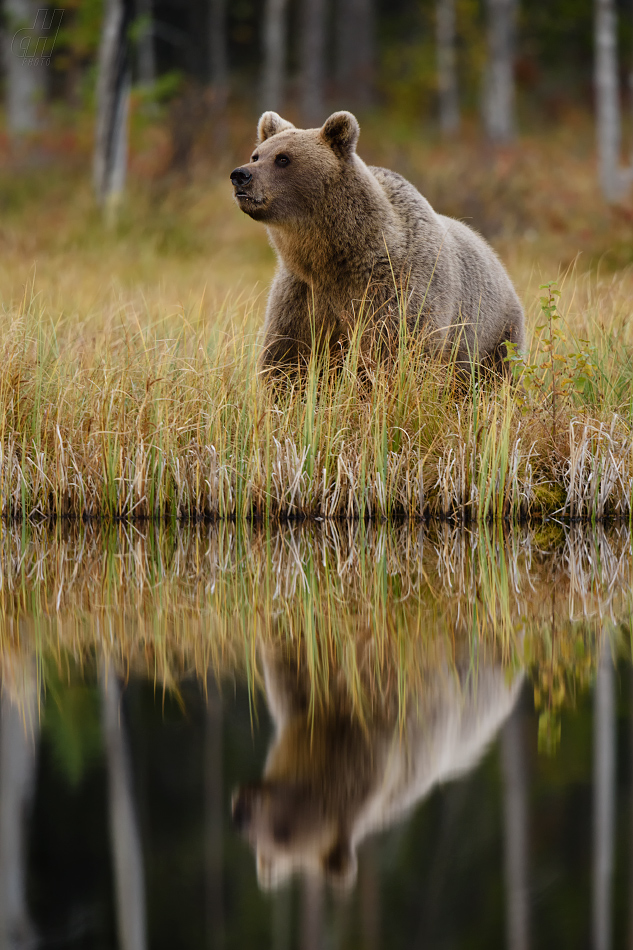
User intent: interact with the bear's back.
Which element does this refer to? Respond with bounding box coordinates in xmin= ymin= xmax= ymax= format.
xmin=368 ymin=165 xmax=437 ymax=235
xmin=352 ymin=667 xmax=523 ymax=844
xmin=367 ymin=163 xmax=523 ymax=349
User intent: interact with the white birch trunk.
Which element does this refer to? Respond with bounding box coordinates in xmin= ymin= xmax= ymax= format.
xmin=94 ymin=0 xmax=132 ymax=209
xmin=262 ymin=0 xmax=289 ymax=111
xmin=0 ymin=669 xmax=39 ymax=950
xmin=436 ymin=0 xmax=459 ymax=136
xmin=300 ymin=0 xmax=326 ymax=126
xmin=101 ymin=663 xmax=147 ymax=950
xmin=592 ymin=637 xmax=615 ymax=950
xmin=595 ymin=0 xmax=629 ymax=201
xmin=3 ymin=0 xmax=47 ymax=134
xmin=483 ymin=0 xmax=518 ymax=144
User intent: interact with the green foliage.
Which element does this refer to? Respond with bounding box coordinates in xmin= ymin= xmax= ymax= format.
xmin=54 ymin=0 xmax=103 ymax=68
xmin=527 ymin=624 xmax=596 ymax=755
xmin=128 ymin=12 xmax=150 ymax=47
xmin=381 ymin=33 xmax=437 ymax=120
xmin=538 ymin=709 xmax=562 ymax=756
xmin=42 ymin=664 xmax=103 ymax=787
xmin=379 ymin=0 xmax=486 ymax=122
xmin=506 ymin=281 xmax=596 ymax=432
xmin=135 ymin=70 xmax=185 ymax=106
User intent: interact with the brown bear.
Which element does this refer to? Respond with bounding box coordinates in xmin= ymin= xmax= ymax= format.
xmin=231 ymin=647 xmax=523 ymax=890
xmin=230 ymin=111 xmax=525 ymax=375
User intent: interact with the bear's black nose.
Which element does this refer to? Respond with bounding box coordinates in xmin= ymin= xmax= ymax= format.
xmin=231 ymin=167 xmax=253 ymax=188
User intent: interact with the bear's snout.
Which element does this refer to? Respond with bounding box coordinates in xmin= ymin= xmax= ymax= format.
xmin=230 ymin=167 xmax=253 ymax=189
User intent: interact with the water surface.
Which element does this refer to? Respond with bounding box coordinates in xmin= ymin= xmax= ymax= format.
xmin=0 ymin=522 xmax=630 ymax=949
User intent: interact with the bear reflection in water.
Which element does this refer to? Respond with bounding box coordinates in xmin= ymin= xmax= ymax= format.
xmin=232 ymin=649 xmax=522 ymax=890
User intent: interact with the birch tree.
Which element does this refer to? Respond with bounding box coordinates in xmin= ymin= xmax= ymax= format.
xmin=335 ymin=0 xmax=375 ymax=109
xmin=94 ymin=0 xmax=134 ymax=210
xmin=300 ymin=0 xmax=327 ymax=126
xmin=262 ymin=0 xmax=289 ymax=111
xmin=436 ymin=0 xmax=459 ymax=136
xmin=482 ymin=0 xmax=518 ymax=144
xmin=3 ymin=0 xmax=48 ymax=135
xmin=594 ymin=0 xmax=630 ymax=201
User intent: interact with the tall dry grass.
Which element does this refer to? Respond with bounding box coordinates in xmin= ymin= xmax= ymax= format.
xmin=0 ymin=266 xmax=632 ymax=523
xmin=1 ymin=122 xmax=633 ymax=524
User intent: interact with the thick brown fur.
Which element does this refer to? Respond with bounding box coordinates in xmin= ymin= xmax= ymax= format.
xmin=231 ymin=111 xmax=525 ymax=376
xmin=231 ymin=647 xmax=522 ymax=890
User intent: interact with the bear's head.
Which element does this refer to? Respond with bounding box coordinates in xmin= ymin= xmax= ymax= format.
xmin=231 ymin=780 xmax=357 ymax=890
xmin=231 ymin=646 xmax=370 ymax=891
xmin=229 ymin=111 xmax=361 ymax=223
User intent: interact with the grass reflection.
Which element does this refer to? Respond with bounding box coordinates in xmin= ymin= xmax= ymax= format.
xmin=0 ymin=521 xmax=629 ymax=739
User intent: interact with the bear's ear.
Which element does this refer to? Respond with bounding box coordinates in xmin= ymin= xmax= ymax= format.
xmin=320 ymin=111 xmax=360 ymax=159
xmin=258 ymin=111 xmax=295 ymax=142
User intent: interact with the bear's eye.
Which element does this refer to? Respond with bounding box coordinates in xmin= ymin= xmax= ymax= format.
xmin=275 ymin=154 xmax=290 ymax=167
xmin=251 ymin=153 xmax=259 ymax=162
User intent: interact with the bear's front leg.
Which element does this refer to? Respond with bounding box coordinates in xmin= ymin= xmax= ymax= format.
xmin=259 ymin=269 xmax=339 ymax=374
xmin=259 ymin=269 xmax=313 ymax=372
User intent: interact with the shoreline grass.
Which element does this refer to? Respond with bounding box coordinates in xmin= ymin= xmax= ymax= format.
xmin=0 ymin=269 xmax=632 ymax=525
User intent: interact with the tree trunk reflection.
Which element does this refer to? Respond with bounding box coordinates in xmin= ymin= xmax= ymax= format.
xmin=205 ymin=677 xmax=224 ymax=950
xmin=300 ymin=875 xmax=323 ymax=950
xmin=0 ymin=667 xmax=39 ymax=950
xmin=502 ymin=702 xmax=529 ymax=950
xmin=101 ymin=661 xmax=147 ymax=950
xmin=593 ymin=637 xmax=615 ymax=950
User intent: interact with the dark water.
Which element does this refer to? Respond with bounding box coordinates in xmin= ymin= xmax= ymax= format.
xmin=2 ymin=652 xmax=631 ymax=950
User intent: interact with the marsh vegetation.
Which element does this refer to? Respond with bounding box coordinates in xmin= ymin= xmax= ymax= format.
xmin=3 ymin=122 xmax=633 ymax=525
